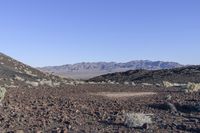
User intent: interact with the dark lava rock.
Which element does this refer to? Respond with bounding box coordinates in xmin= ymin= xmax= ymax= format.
xmin=176 ymin=124 xmax=187 ymax=130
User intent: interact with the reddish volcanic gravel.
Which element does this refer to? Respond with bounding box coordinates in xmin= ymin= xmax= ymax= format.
xmin=0 ymin=84 xmax=200 ymax=133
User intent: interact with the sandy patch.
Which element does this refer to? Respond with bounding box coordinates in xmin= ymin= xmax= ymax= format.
xmin=91 ymin=92 xmax=157 ymax=98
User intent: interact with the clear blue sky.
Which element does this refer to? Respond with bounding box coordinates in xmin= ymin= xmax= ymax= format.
xmin=0 ymin=0 xmax=199 ymax=67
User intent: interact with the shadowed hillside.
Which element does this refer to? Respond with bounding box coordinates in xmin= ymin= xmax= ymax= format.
xmin=89 ymin=65 xmax=200 ymax=84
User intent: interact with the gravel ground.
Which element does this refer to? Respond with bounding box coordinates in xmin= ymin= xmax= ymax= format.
xmin=0 ymin=84 xmax=199 ymax=133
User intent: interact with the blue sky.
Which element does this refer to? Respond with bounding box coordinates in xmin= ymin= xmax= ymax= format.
xmin=0 ymin=0 xmax=200 ymax=67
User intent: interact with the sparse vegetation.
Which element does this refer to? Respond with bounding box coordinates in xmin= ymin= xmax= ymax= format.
xmin=39 ymin=79 xmax=53 ymax=87
xmin=142 ymin=83 xmax=153 ymax=86
xmin=15 ymin=75 xmax=25 ymax=81
xmin=163 ymin=81 xmax=174 ymax=88
xmin=25 ymin=81 xmax=39 ymax=87
xmin=163 ymin=81 xmax=189 ymax=89
xmin=24 ymin=69 xmax=37 ymax=77
xmin=131 ymin=82 xmax=136 ymax=86
xmin=186 ymin=82 xmax=200 ymax=92
xmin=0 ymin=86 xmax=6 ymax=102
xmin=124 ymin=81 xmax=129 ymax=85
xmin=124 ymin=113 xmax=153 ymax=128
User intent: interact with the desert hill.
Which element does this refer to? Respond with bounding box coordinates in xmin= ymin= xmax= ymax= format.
xmin=0 ymin=52 xmax=72 ymax=88
xmin=89 ymin=65 xmax=200 ymax=84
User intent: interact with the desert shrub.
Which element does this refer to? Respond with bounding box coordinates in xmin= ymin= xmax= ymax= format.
xmin=75 ymin=81 xmax=85 ymax=85
xmin=142 ymin=83 xmax=153 ymax=86
xmin=14 ymin=75 xmax=25 ymax=81
xmin=53 ymin=82 xmax=61 ymax=87
xmin=186 ymin=82 xmax=200 ymax=92
xmin=124 ymin=113 xmax=152 ymax=128
xmin=108 ymin=80 xmax=116 ymax=84
xmin=173 ymin=83 xmax=187 ymax=87
xmin=156 ymin=83 xmax=161 ymax=87
xmin=131 ymin=82 xmax=136 ymax=86
xmin=124 ymin=81 xmax=130 ymax=85
xmin=39 ymin=79 xmax=53 ymax=87
xmin=24 ymin=69 xmax=37 ymax=77
xmin=163 ymin=81 xmax=187 ymax=88
xmin=25 ymin=81 xmax=39 ymax=87
xmin=101 ymin=81 xmax=106 ymax=84
xmin=88 ymin=82 xmax=96 ymax=85
xmin=163 ymin=81 xmax=173 ymax=88
xmin=0 ymin=87 xmax=6 ymax=102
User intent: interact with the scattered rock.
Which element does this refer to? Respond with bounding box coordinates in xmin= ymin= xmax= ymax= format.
xmin=176 ymin=124 xmax=187 ymax=130
xmin=165 ymin=102 xmax=177 ymax=112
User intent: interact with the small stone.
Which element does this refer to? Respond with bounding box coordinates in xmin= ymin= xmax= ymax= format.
xmin=68 ymin=125 xmax=72 ymax=130
xmin=143 ymin=123 xmax=149 ymax=129
xmin=176 ymin=124 xmax=187 ymax=130
xmin=166 ymin=102 xmax=177 ymax=112
xmin=95 ymin=112 xmax=101 ymax=117
xmin=189 ymin=119 xmax=198 ymax=123
xmin=61 ymin=128 xmax=68 ymax=133
xmin=172 ymin=122 xmax=177 ymax=127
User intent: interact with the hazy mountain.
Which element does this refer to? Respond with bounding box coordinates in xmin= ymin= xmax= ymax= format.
xmin=39 ymin=60 xmax=184 ymax=79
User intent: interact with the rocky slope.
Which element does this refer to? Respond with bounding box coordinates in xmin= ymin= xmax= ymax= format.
xmin=89 ymin=65 xmax=200 ymax=84
xmin=0 ymin=52 xmax=72 ymax=88
xmin=39 ymin=61 xmax=183 ymax=79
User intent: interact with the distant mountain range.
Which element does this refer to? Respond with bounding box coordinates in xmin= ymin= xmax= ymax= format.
xmin=38 ymin=60 xmax=184 ymax=79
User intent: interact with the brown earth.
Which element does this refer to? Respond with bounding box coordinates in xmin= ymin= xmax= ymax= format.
xmin=1 ymin=84 xmax=200 ymax=133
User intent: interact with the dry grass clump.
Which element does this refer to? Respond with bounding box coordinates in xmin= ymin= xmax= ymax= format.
xmin=163 ymin=81 xmax=174 ymax=88
xmin=0 ymin=87 xmax=6 ymax=102
xmin=186 ymin=82 xmax=200 ymax=92
xmin=124 ymin=113 xmax=153 ymax=128
xmin=25 ymin=81 xmax=39 ymax=87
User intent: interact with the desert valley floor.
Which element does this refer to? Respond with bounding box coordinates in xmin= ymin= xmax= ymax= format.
xmin=1 ymin=84 xmax=200 ymax=133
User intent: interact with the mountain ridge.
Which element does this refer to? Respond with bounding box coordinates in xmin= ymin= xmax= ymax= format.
xmin=38 ymin=60 xmax=184 ymax=79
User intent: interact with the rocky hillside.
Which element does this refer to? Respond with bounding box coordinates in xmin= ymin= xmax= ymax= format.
xmin=39 ymin=61 xmax=183 ymax=79
xmin=89 ymin=65 xmax=200 ymax=84
xmin=0 ymin=52 xmax=72 ymax=88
